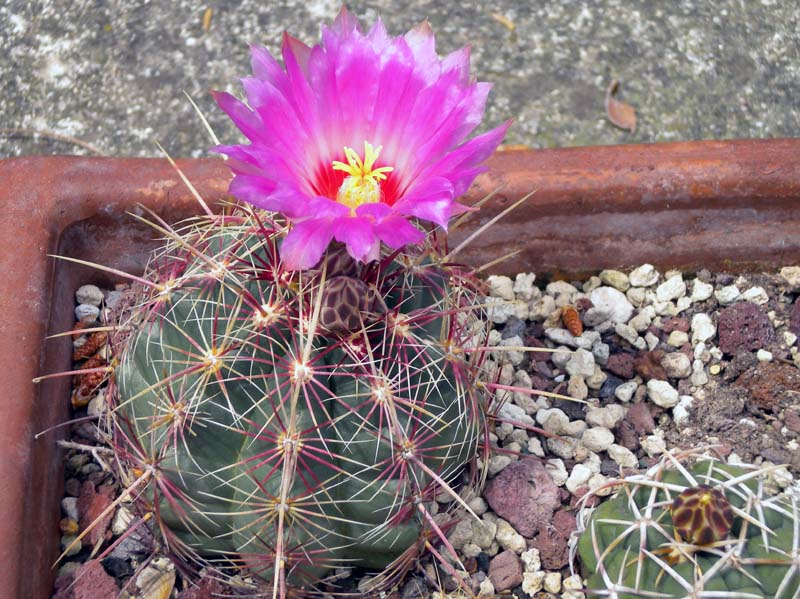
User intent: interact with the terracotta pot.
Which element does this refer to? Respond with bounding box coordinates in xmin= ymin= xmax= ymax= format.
xmin=2 ymin=138 xmax=799 ymax=599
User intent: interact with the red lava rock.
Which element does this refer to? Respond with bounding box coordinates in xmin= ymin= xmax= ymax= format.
xmin=52 ymin=560 xmax=118 ymax=599
xmin=525 ymin=337 xmax=552 ymax=362
xmin=634 ymin=350 xmax=668 ymax=381
xmin=661 ymin=316 xmax=690 ymax=333
xmin=77 ymin=481 xmax=114 ymax=547
xmin=613 ymin=419 xmax=640 ymax=452
xmin=179 ymin=576 xmax=229 ymax=599
xmin=785 ymin=409 xmax=800 ymax=434
xmin=606 ymin=353 xmax=635 ymax=379
xmin=626 ymin=402 xmax=655 ymax=436
xmin=569 ymin=486 xmax=600 ymax=509
xmin=488 ymin=550 xmax=523 ymax=592
xmin=790 ymin=297 xmax=800 ymax=338
xmin=532 ymin=527 xmax=571 ymax=569
xmin=483 ymin=457 xmax=560 ymax=538
xmin=717 ymin=301 xmax=776 ymax=355
xmin=734 ymin=362 xmax=800 ymax=413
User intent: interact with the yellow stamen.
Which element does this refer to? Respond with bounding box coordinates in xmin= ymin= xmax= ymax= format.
xmin=331 ymin=141 xmax=393 ymax=213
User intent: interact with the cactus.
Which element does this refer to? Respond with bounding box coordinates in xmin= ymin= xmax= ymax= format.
xmin=574 ymin=449 xmax=800 ymax=599
xmin=105 ymin=208 xmax=490 ymax=596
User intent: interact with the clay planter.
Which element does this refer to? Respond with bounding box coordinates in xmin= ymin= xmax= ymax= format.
xmin=2 ymin=138 xmax=800 ymax=599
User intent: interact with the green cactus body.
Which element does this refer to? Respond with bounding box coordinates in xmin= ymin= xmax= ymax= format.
xmin=576 ymin=455 xmax=800 ymax=599
xmin=109 ymin=211 xmax=488 ymax=592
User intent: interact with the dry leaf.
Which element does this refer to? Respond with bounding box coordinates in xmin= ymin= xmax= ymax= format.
xmin=605 ymin=79 xmax=637 ymax=132
xmin=491 ymin=12 xmax=516 ymax=32
xmin=202 ymin=7 xmax=213 ymax=33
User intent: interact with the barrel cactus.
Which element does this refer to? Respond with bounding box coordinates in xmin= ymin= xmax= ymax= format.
xmin=106 ymin=206 xmax=491 ymax=596
xmin=574 ymin=449 xmax=800 ymax=599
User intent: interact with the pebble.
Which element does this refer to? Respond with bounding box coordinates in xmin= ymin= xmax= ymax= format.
xmin=111 ymin=505 xmax=133 ymax=536
xmin=546 ymin=281 xmax=578 ymax=297
xmin=667 ymin=330 xmax=689 ymax=347
xmin=690 ymin=279 xmax=714 ymax=302
xmin=562 ymin=574 xmax=585 ymax=599
xmin=521 ymin=548 xmax=541 ymax=572
xmin=565 ymin=464 xmax=593 ymax=493
xmin=780 ymin=266 xmax=800 ymax=289
xmin=551 ymin=345 xmax=572 ymax=368
xmin=647 ymin=379 xmax=679 ymax=408
xmin=715 ymin=284 xmax=740 ymax=305
xmin=61 ymin=535 xmax=82 ymax=557
xmin=497 ymin=402 xmax=535 ymax=427
xmin=614 ymin=380 xmax=637 ymax=402
xmin=565 ymin=348 xmax=596 ymax=378
xmin=672 ymin=395 xmax=694 ymax=426
xmin=615 ymin=322 xmax=640 ymax=345
xmin=547 ymin=436 xmax=577 ymax=459
xmin=690 ymin=360 xmax=709 ymax=386
xmin=468 ymin=496 xmax=488 ymax=516
xmin=784 ymin=331 xmax=798 ymax=346
xmin=585 ymin=404 xmax=625 ymax=429
xmin=583 ymin=306 xmax=610 ymax=326
xmin=543 ymin=571 xmax=562 ymax=594
xmin=513 ymin=272 xmax=537 ymax=300
xmin=75 ymin=303 xmax=100 ymax=322
xmin=629 ymin=264 xmax=659 ymax=287
xmin=62 ymin=497 xmax=79 ymax=521
xmin=607 ymin=444 xmax=638 ymax=468
xmin=599 ymin=269 xmax=630 ymax=291
xmin=567 ymin=375 xmax=589 ymax=400
xmin=691 ymin=313 xmax=716 ymax=344
xmin=488 ymin=455 xmax=512 ymax=476
xmin=488 ymin=275 xmax=515 ymax=301
xmin=527 ymin=437 xmax=545 ymax=457
xmin=545 ymin=328 xmax=591 ymax=350
xmin=495 ymin=518 xmax=526 ymax=553
xmin=628 ymin=307 xmax=654 ymax=332
xmin=585 ymin=366 xmax=607 ymax=390
xmin=592 ymin=342 xmax=610 ymax=365
xmin=756 ymin=348 xmax=773 ymax=362
xmin=472 ymin=518 xmax=497 ymax=550
xmin=522 ymin=571 xmax=546 ymax=595
xmin=709 ymin=363 xmax=721 ymax=375
xmin=529 ymin=295 xmax=556 ymax=321
xmin=660 ymin=352 xmax=692 ymax=378
xmin=626 ymin=286 xmax=647 ymax=306
xmin=581 ymin=427 xmax=615 ymax=452
xmin=76 ymin=284 xmax=104 ymax=307
xmin=590 ymin=286 xmax=634 ymax=323
xmin=448 ymin=519 xmax=474 ymax=551
xmin=742 ymin=286 xmax=769 ymax=305
xmin=641 ymin=432 xmax=667 ymax=456
xmin=545 ymin=459 xmax=568 ymax=486
xmin=656 ymin=275 xmax=686 ymax=302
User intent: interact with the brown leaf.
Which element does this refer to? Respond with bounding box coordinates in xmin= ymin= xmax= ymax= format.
xmin=202 ymin=7 xmax=213 ymax=33
xmin=605 ymin=79 xmax=637 ymax=132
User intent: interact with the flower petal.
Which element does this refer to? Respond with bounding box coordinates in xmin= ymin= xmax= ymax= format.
xmin=280 ymin=219 xmax=335 ymax=270
xmin=331 ymin=216 xmax=380 ymax=263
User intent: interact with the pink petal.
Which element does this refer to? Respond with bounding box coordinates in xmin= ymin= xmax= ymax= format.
xmin=280 ymin=219 xmax=335 ymax=270
xmin=331 ymin=217 xmax=380 ymax=263
xmin=392 ymin=177 xmax=456 ymax=229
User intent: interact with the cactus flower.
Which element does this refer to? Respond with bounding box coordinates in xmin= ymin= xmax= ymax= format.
xmin=214 ymin=8 xmax=509 ymax=269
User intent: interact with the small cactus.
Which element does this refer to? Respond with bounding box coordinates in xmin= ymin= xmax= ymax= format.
xmin=574 ymin=448 xmax=800 ymax=599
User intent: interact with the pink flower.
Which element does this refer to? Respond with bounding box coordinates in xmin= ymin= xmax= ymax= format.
xmin=214 ymin=8 xmax=509 ymax=270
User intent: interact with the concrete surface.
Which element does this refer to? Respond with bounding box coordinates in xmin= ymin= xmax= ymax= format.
xmin=1 ymin=1 xmax=798 ymax=158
